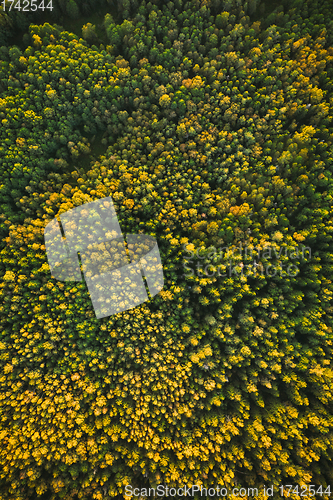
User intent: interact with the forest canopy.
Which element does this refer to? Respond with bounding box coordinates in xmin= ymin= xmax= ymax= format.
xmin=0 ymin=0 xmax=333 ymax=498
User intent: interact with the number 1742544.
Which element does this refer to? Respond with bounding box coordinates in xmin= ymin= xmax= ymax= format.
xmin=1 ymin=0 xmax=53 ymax=11
xmin=279 ymin=485 xmax=331 ymax=497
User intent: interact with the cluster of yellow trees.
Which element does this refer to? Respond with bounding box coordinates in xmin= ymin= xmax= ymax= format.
xmin=0 ymin=0 xmax=333 ymax=498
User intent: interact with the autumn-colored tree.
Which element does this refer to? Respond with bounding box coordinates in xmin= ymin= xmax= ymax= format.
xmin=1 ymin=0 xmax=333 ymax=498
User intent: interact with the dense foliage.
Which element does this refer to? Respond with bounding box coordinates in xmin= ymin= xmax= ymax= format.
xmin=1 ymin=0 xmax=333 ymax=498
xmin=0 ymin=0 xmax=110 ymax=45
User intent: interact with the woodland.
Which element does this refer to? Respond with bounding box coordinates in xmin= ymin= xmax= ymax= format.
xmin=0 ymin=0 xmax=333 ymax=498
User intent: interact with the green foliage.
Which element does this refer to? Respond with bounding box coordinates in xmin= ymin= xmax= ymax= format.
xmin=82 ymin=22 xmax=98 ymax=43
xmin=1 ymin=0 xmax=333 ymax=498
xmin=66 ymin=0 xmax=79 ymax=20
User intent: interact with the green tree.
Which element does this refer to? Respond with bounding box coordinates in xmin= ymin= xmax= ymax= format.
xmin=82 ymin=23 xmax=98 ymax=43
xmin=66 ymin=0 xmax=79 ymax=19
